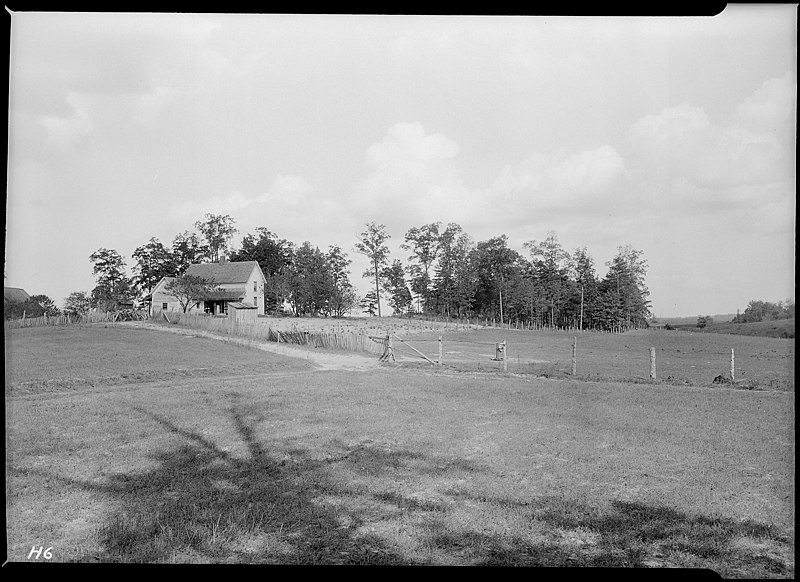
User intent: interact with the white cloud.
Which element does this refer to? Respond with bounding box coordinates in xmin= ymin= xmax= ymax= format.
xmin=736 ymin=72 xmax=796 ymax=132
xmin=627 ymin=82 xmax=794 ymax=192
xmin=40 ymin=92 xmax=94 ymax=151
xmin=132 ymin=86 xmax=178 ymax=130
xmin=488 ymin=146 xmax=625 ymax=207
xmin=353 ymin=122 xmax=471 ymax=228
xmin=365 ymin=122 xmax=459 ymax=168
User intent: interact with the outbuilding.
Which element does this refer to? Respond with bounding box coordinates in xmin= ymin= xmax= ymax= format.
xmin=228 ymin=301 xmax=259 ymax=323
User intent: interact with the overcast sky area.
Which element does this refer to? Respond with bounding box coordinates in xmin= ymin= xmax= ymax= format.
xmin=5 ymin=8 xmax=797 ymax=317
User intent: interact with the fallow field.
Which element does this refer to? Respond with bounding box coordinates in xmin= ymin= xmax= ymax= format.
xmin=4 ymin=321 xmax=795 ymax=575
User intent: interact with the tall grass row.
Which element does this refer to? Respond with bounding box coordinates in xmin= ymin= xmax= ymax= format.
xmin=168 ymin=312 xmax=386 ymax=356
xmin=3 ymin=311 xmax=117 ymax=329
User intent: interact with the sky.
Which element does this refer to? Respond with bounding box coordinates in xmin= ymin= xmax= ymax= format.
xmin=5 ymin=8 xmax=797 ymax=318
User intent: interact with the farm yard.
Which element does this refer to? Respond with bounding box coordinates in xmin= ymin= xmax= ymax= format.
xmin=4 ymin=320 xmax=795 ymax=575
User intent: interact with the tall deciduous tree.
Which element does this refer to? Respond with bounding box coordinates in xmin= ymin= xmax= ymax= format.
xmin=63 ymin=291 xmax=92 ymax=315
xmin=230 ymin=227 xmax=294 ymax=314
xmin=194 ymin=213 xmax=238 ymax=263
xmin=525 ymin=232 xmax=571 ymax=328
xmin=89 ymin=248 xmax=133 ymax=311
xmin=132 ymin=237 xmax=177 ymax=295
xmin=401 ymin=222 xmax=440 ymax=313
xmin=473 ymin=235 xmax=521 ymax=325
xmin=171 ymin=231 xmax=209 ymax=275
xmin=381 ymin=259 xmax=413 ymax=316
xmin=433 ymin=223 xmax=476 ymax=318
xmin=570 ymin=246 xmax=597 ymax=331
xmin=600 ymin=244 xmax=651 ymax=330
xmin=29 ymin=294 xmax=61 ymax=316
xmin=326 ymin=245 xmax=357 ymax=317
xmin=355 ymin=222 xmax=391 ymax=318
xmin=286 ymin=242 xmax=331 ymax=317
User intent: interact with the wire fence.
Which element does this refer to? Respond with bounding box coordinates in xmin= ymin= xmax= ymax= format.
xmin=6 ymin=310 xmax=791 ymax=389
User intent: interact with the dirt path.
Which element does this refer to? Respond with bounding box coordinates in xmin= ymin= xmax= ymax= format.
xmin=120 ymin=321 xmax=382 ymax=371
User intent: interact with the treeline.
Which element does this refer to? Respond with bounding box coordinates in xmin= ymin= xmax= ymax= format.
xmin=4 ymin=294 xmax=61 ymax=320
xmin=356 ymin=222 xmax=651 ymax=332
xmin=66 ymin=215 xmax=652 ymax=332
xmin=732 ymin=299 xmax=795 ymax=323
xmin=66 ymin=214 xmax=359 ymax=318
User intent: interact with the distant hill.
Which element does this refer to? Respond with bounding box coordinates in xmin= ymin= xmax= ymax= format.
xmin=656 ymin=314 xmax=737 ymax=326
xmin=663 ymin=318 xmax=794 ymax=339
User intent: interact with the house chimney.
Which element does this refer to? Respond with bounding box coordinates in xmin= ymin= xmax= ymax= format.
xmin=219 ymin=253 xmax=227 ymax=264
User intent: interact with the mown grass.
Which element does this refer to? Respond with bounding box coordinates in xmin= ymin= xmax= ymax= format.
xmin=5 ymin=326 xmax=795 ymax=574
xmin=396 ymin=328 xmax=794 ymax=391
xmin=4 ymin=324 xmax=314 ymax=396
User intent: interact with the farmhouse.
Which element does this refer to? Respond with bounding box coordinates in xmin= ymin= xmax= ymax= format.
xmin=149 ymin=260 xmax=267 ymax=316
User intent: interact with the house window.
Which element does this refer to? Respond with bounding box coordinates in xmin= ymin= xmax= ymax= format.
xmin=254 ymin=281 xmax=257 ymax=292
xmin=162 ymin=302 xmax=168 ymax=310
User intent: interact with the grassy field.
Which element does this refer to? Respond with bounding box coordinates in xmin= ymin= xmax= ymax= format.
xmin=389 ymin=327 xmax=794 ymax=391
xmin=669 ymin=319 xmax=795 ymax=340
xmin=5 ymin=324 xmax=795 ymax=574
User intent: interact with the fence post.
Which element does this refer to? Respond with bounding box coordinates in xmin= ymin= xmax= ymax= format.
xmin=503 ymin=339 xmax=507 ymax=372
xmin=572 ymin=336 xmax=577 ymax=376
xmin=649 ymin=347 xmax=656 ymax=380
xmin=438 ymin=336 xmax=443 ymax=366
xmin=730 ymin=348 xmax=735 ymax=381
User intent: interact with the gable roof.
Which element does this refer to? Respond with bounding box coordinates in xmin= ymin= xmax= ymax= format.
xmin=184 ymin=261 xmax=263 ymax=284
xmin=4 ymin=287 xmax=31 ymax=303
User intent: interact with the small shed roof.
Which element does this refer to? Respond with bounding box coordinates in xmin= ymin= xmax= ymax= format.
xmin=228 ymin=301 xmax=258 ymax=309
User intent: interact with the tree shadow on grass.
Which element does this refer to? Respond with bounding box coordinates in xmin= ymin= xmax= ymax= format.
xmin=427 ymin=493 xmax=792 ymax=576
xmin=8 ymin=398 xmax=793 ymax=572
xmin=11 ymin=398 xmax=422 ymax=564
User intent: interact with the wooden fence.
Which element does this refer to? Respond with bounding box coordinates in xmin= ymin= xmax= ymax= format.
xmin=171 ymin=312 xmax=387 ymax=356
xmin=4 ymin=311 xmax=117 ymax=329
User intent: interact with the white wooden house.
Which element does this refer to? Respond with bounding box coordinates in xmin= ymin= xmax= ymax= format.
xmin=149 ymin=260 xmax=267 ymax=316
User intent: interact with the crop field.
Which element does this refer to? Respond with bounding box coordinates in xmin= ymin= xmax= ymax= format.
xmin=4 ymin=323 xmax=795 ymax=575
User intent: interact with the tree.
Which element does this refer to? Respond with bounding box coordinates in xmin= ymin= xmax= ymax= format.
xmin=4 ymin=295 xmax=60 ymax=319
xmin=697 ymin=315 xmax=713 ymax=329
xmin=472 ymin=235 xmax=522 ymax=324
xmin=432 ymin=224 xmax=477 ymax=318
xmin=355 ymin=222 xmax=391 ymax=318
xmin=89 ymin=248 xmax=133 ymax=312
xmin=360 ymin=290 xmax=379 ymax=317
xmin=29 ymin=294 xmax=60 ymax=316
xmin=194 ymin=213 xmax=238 ymax=263
xmin=286 ymin=242 xmax=332 ymax=317
xmin=524 ymin=232 xmax=571 ymax=328
xmin=600 ymin=245 xmax=651 ymax=331
xmin=229 ymin=228 xmax=294 ymax=314
xmin=63 ymin=291 xmax=92 ymax=315
xmin=325 ymin=245 xmax=357 ymax=317
xmin=381 ymin=259 xmax=413 ymax=316
xmin=171 ymin=231 xmax=210 ymax=274
xmin=570 ymin=246 xmax=597 ymax=331
xmin=733 ymin=299 xmax=794 ymax=323
xmin=401 ymin=222 xmax=440 ymax=313
xmin=164 ymin=275 xmax=219 ymax=313
xmin=132 ymin=237 xmax=177 ymax=295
